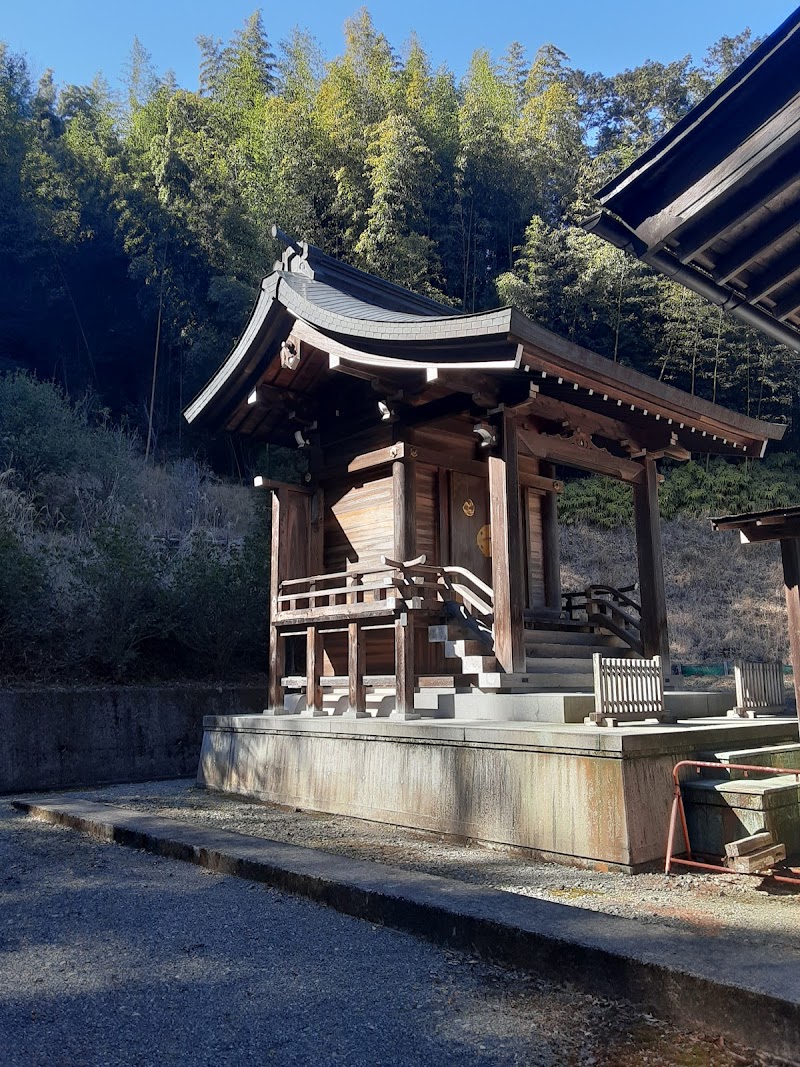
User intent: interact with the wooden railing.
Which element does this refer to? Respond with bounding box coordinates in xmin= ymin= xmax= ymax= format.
xmin=275 ymin=555 xmax=494 ymax=624
xmin=562 ymin=583 xmax=643 ymax=654
xmin=276 ymin=561 xmax=404 ymax=621
xmin=380 ymin=556 xmax=494 ymax=620
xmin=272 ymin=555 xmax=494 ymax=717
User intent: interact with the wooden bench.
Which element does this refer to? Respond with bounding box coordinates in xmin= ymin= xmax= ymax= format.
xmin=586 ymin=653 xmax=668 ymax=727
xmin=729 ymin=660 xmax=786 ymax=718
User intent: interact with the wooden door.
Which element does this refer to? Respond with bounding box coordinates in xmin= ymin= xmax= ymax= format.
xmin=449 ymin=471 xmax=492 ymax=585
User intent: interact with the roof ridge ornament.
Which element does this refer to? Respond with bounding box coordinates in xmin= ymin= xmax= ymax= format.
xmin=271 ymin=223 xmax=315 ymax=278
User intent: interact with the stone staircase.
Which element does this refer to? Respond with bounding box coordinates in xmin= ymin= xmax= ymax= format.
xmin=428 ymin=620 xmax=640 ymax=693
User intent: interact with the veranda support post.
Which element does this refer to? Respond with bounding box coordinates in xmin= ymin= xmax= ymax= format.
xmin=780 ymin=536 xmax=800 ymax=736
xmin=489 ymin=413 xmax=526 ymax=674
xmin=392 ymin=456 xmax=418 ymax=718
xmin=633 ymin=457 xmax=671 ymax=677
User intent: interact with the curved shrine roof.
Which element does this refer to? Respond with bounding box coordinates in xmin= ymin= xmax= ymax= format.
xmin=184 ymin=237 xmax=784 ymax=460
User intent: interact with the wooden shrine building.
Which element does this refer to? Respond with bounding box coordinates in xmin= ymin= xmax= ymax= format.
xmin=185 ymin=233 xmax=783 ymax=718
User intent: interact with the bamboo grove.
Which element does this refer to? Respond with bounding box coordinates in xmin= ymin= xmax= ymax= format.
xmin=1 ymin=11 xmax=798 ymax=461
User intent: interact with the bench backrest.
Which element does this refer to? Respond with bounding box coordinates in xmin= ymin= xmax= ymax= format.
xmin=734 ymin=660 xmax=785 ymax=713
xmin=593 ymin=654 xmax=665 ymax=723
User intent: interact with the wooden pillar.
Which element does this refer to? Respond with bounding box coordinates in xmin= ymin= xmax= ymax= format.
xmin=345 ymin=620 xmax=367 ymax=718
xmin=393 ymin=456 xmax=417 ymax=562
xmin=489 ymin=413 xmax=526 ymax=674
xmin=540 ymin=461 xmax=561 ymax=611
xmin=780 ymin=537 xmax=800 ymax=736
xmin=633 ymin=457 xmax=671 ymax=675
xmin=392 ymin=614 xmax=418 ymax=719
xmin=392 ymin=456 xmax=418 ymax=718
xmin=309 ymin=488 xmax=324 ymax=575
xmin=268 ymin=489 xmax=286 ymax=712
xmin=303 ymin=624 xmax=325 ymax=716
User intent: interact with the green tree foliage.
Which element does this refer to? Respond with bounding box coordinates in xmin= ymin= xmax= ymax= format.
xmin=0 ymin=14 xmax=795 ymax=466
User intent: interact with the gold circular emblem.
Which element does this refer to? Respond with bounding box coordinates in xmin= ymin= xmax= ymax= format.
xmin=477 ymin=524 xmax=492 ymax=557
xmin=462 ymin=499 xmax=475 ymax=517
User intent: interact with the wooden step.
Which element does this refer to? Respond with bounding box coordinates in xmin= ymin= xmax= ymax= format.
xmin=524 ymin=629 xmax=627 ymax=647
xmin=429 ymin=623 xmax=493 ymax=646
xmin=458 ymin=655 xmax=498 ymax=674
xmin=524 ymin=657 xmax=604 ymax=674
xmin=526 ymin=643 xmax=639 ymax=660
xmin=445 ymin=639 xmax=494 ymax=658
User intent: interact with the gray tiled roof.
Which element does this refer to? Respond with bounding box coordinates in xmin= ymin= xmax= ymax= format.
xmin=279 ymin=273 xmax=435 ymax=323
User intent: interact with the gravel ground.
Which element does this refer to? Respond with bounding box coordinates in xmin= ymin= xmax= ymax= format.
xmin=0 ymin=799 xmax=791 ymax=1067
xmin=52 ymin=778 xmax=800 ymax=957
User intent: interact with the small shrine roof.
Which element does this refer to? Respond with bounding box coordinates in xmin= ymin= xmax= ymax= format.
xmin=184 ymin=233 xmax=785 ymax=459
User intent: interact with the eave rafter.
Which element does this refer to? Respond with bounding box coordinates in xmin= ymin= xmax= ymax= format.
xmin=515 ymin=348 xmax=755 ymax=455
xmin=633 ymin=95 xmax=800 ymax=257
xmin=713 ymin=202 xmax=800 ymax=283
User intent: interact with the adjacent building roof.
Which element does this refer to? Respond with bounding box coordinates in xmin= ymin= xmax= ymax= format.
xmin=712 ymin=506 xmax=800 ymax=543
xmin=584 ymin=7 xmax=800 ymax=352
xmin=185 ymin=234 xmax=784 ymax=458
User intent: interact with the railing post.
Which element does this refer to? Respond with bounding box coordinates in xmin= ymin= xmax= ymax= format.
xmin=392 ymin=612 xmax=418 ymax=720
xmin=345 ymin=620 xmax=367 ymax=718
xmin=303 ymin=624 xmax=325 ymax=717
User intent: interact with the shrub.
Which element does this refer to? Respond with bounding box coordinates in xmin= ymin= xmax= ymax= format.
xmin=0 ymin=372 xmax=267 ymax=682
xmin=81 ymin=521 xmax=171 ymax=679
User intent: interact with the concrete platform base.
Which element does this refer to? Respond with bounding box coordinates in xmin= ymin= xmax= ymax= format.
xmin=198 ymin=712 xmax=798 ymax=869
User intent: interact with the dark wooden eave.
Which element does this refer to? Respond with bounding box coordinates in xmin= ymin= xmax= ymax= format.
xmin=584 ymin=7 xmax=800 ymax=352
xmin=184 ymin=242 xmax=784 ymax=459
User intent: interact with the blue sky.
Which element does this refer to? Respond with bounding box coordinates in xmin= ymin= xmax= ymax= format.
xmin=4 ymin=0 xmax=797 ymax=91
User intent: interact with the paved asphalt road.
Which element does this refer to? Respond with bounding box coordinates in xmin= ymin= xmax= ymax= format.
xmin=0 ymin=801 xmax=765 ymax=1067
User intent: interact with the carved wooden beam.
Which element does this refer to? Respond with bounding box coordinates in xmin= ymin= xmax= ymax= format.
xmin=517 ymin=425 xmax=645 ymax=483
xmin=512 ymin=389 xmax=641 ymax=444
xmin=514 ymin=392 xmax=690 ymax=463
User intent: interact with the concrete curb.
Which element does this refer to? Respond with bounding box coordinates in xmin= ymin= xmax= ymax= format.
xmin=13 ymin=796 xmax=800 ymax=1062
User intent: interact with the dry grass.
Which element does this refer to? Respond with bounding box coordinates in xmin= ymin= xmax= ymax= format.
xmin=561 ymin=518 xmax=787 ymax=665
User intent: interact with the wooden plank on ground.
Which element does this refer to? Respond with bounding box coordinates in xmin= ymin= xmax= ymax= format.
xmin=725 ymin=831 xmax=774 ymax=859
xmin=725 ymin=843 xmax=786 ymax=873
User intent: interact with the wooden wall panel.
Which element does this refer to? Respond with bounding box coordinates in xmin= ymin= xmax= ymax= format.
xmin=526 ymin=489 xmax=546 ymax=610
xmin=323 ymin=474 xmax=394 ymax=572
xmin=413 ymin=419 xmax=477 ymax=463
xmin=415 ymin=463 xmax=439 ymax=566
xmin=281 ymin=490 xmax=311 ymax=582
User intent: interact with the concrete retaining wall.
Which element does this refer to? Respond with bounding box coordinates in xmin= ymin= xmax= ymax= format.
xmin=198 ymin=715 xmax=798 ymax=869
xmin=0 ymin=686 xmax=268 ymax=793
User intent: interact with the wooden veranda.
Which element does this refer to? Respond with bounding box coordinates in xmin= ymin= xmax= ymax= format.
xmin=185 ymin=234 xmax=783 ymax=717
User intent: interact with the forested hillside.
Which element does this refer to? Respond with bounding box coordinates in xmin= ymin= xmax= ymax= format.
xmin=2 ymin=11 xmax=798 ymax=461
xmin=1 ymin=11 xmax=798 ymax=680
